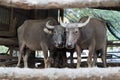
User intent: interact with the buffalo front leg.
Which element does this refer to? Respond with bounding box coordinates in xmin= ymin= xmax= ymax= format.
xmin=49 ymin=50 xmax=55 ymax=67
xmin=76 ymin=45 xmax=81 ymax=68
xmin=41 ymin=43 xmax=50 ymax=68
xmin=70 ymin=52 xmax=74 ymax=65
xmin=43 ymin=52 xmax=50 ymax=68
xmin=62 ymin=52 xmax=67 ymax=67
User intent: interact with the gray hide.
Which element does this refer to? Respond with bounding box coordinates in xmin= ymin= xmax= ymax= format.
xmin=64 ymin=16 xmax=107 ymax=68
xmin=17 ymin=17 xmax=65 ymax=68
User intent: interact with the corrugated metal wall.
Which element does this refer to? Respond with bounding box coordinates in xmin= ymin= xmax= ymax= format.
xmin=14 ymin=9 xmax=30 ymax=27
xmin=0 ymin=6 xmax=30 ymax=29
xmin=0 ymin=6 xmax=59 ymax=33
xmin=0 ymin=7 xmax=10 ymax=25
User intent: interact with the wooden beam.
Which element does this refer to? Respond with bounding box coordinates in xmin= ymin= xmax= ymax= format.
xmin=0 ymin=0 xmax=119 ymax=9
xmin=0 ymin=55 xmax=17 ymax=60
xmin=0 ymin=38 xmax=18 ymax=46
xmin=0 ymin=23 xmax=9 ymax=31
xmin=94 ymin=7 xmax=120 ymax=11
xmin=0 ymin=61 xmax=17 ymax=67
xmin=107 ymin=40 xmax=120 ymax=47
xmin=0 ymin=67 xmax=120 ymax=80
xmin=0 ymin=31 xmax=16 ymax=37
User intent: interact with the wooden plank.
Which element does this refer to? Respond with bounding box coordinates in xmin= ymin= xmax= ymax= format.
xmin=0 ymin=61 xmax=17 ymax=67
xmin=0 ymin=0 xmax=119 ymax=9
xmin=107 ymin=40 xmax=120 ymax=46
xmin=0 ymin=55 xmax=17 ymax=60
xmin=0 ymin=23 xmax=9 ymax=31
xmin=0 ymin=38 xmax=18 ymax=46
xmin=0 ymin=31 xmax=16 ymax=37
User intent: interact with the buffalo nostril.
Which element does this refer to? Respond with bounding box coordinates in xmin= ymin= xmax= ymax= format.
xmin=67 ymin=43 xmax=72 ymax=47
xmin=58 ymin=42 xmax=62 ymax=45
xmin=57 ymin=42 xmax=64 ymax=48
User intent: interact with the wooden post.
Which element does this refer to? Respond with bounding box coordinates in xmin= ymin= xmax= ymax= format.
xmin=9 ymin=7 xmax=16 ymax=35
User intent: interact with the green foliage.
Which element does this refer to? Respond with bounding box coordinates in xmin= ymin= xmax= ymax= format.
xmin=64 ymin=8 xmax=120 ymax=40
xmin=0 ymin=46 xmax=8 ymax=53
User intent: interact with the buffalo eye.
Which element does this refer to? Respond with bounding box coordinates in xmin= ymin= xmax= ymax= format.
xmin=63 ymin=31 xmax=66 ymax=34
xmin=75 ymin=31 xmax=78 ymax=33
xmin=54 ymin=30 xmax=57 ymax=34
xmin=66 ymin=29 xmax=68 ymax=33
xmin=75 ymin=29 xmax=78 ymax=33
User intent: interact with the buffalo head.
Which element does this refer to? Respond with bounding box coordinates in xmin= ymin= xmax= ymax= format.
xmin=61 ymin=16 xmax=91 ymax=49
xmin=44 ymin=21 xmax=65 ymax=48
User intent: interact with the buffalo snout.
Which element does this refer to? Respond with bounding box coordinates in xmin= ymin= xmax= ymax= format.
xmin=66 ymin=42 xmax=74 ymax=49
xmin=56 ymin=41 xmax=64 ymax=48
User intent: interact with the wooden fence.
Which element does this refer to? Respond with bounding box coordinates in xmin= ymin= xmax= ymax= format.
xmin=0 ymin=0 xmax=120 ymax=9
xmin=0 ymin=67 xmax=120 ymax=80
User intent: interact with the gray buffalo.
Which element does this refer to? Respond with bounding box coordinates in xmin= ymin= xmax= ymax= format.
xmin=61 ymin=16 xmax=107 ymax=68
xmin=17 ymin=17 xmax=65 ymax=68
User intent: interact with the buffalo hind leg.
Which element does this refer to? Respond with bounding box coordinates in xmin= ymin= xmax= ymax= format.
xmin=92 ymin=49 xmax=102 ymax=67
xmin=101 ymin=47 xmax=107 ymax=67
xmin=22 ymin=49 xmax=31 ymax=68
xmin=16 ymin=43 xmax=25 ymax=67
xmin=87 ymin=40 xmax=95 ymax=67
xmin=70 ymin=52 xmax=74 ymax=65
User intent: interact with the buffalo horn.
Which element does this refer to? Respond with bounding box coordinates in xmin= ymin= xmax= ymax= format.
xmin=59 ymin=18 xmax=67 ymax=28
xmin=78 ymin=16 xmax=91 ymax=28
xmin=60 ymin=22 xmax=67 ymax=28
xmin=46 ymin=21 xmax=55 ymax=29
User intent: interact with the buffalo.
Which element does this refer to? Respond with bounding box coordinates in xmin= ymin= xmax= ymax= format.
xmin=61 ymin=16 xmax=107 ymax=68
xmin=17 ymin=17 xmax=65 ymax=68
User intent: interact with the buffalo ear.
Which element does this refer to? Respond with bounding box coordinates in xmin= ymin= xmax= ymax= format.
xmin=43 ymin=28 xmax=52 ymax=34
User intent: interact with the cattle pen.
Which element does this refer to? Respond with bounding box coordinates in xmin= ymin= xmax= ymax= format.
xmin=0 ymin=0 xmax=120 ymax=80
